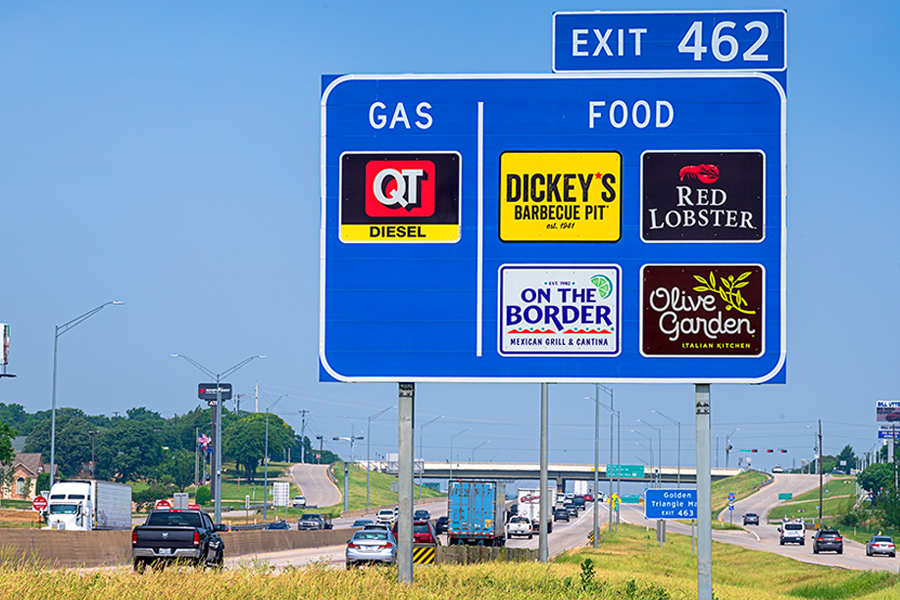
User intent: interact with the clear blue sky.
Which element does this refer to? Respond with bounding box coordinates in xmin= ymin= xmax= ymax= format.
xmin=1 ymin=1 xmax=898 ymax=474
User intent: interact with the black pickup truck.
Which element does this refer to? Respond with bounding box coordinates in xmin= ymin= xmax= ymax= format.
xmin=132 ymin=509 xmax=225 ymax=571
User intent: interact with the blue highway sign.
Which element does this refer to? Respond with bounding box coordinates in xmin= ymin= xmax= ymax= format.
xmin=553 ymin=10 xmax=786 ymax=74
xmin=645 ymin=488 xmax=698 ymax=519
xmin=320 ymin=72 xmax=786 ymax=383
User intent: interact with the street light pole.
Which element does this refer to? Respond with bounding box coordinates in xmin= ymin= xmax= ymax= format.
xmin=449 ymin=428 xmax=470 ymax=481
xmin=418 ymin=415 xmax=443 ymax=500
xmin=638 ymin=419 xmax=662 ymax=487
xmin=367 ymin=406 xmax=394 ymax=510
xmin=653 ymin=410 xmax=681 ymax=488
xmin=633 ymin=430 xmax=653 ymax=487
xmin=50 ymin=301 xmax=123 ymax=485
xmin=471 ymin=440 xmax=490 ymax=462
xmin=592 ymin=388 xmax=619 ymax=531
xmin=171 ymin=353 xmax=265 ymax=523
xmin=334 ymin=429 xmax=364 ymax=513
xmin=725 ymin=428 xmax=739 ymax=470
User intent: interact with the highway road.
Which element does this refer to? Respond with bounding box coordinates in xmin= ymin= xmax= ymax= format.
xmin=290 ymin=463 xmax=342 ymax=508
xmin=620 ymin=474 xmax=899 ymax=572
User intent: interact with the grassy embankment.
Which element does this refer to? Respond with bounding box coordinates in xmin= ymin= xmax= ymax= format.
xmin=766 ymin=476 xmax=857 ymax=525
xmin=3 ymin=521 xmax=900 ymax=599
xmin=672 ymin=470 xmax=768 ymax=530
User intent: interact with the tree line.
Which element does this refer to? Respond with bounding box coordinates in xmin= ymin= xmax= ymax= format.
xmin=0 ymin=402 xmax=340 ymax=491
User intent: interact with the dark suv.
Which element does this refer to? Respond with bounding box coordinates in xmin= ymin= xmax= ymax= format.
xmin=813 ymin=529 xmax=843 ymax=554
xmin=742 ymin=513 xmax=759 ymax=526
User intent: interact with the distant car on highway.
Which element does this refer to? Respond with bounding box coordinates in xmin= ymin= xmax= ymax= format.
xmin=414 ymin=509 xmax=431 ymax=521
xmin=392 ymin=520 xmax=440 ymax=545
xmin=742 ymin=513 xmax=759 ymax=526
xmin=772 ymin=465 xmax=784 ymax=473
xmin=813 ymin=529 xmax=843 ymax=554
xmin=346 ymin=528 xmax=397 ymax=568
xmin=583 ymin=493 xmax=593 ymax=502
xmin=566 ymin=504 xmax=578 ymax=518
xmin=292 ymin=495 xmax=306 ymax=508
xmin=352 ymin=519 xmax=374 ymax=528
xmin=866 ymin=535 xmax=896 ymax=557
xmin=297 ymin=513 xmax=332 ymax=530
xmin=376 ymin=509 xmax=397 ymax=524
xmin=573 ymin=496 xmax=586 ymax=511
xmin=553 ymin=507 xmax=570 ymax=522
xmin=266 ymin=520 xmax=290 ymax=530
xmin=435 ymin=515 xmax=449 ymax=535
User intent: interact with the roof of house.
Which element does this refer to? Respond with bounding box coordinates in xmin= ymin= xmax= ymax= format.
xmin=12 ymin=452 xmax=44 ymax=477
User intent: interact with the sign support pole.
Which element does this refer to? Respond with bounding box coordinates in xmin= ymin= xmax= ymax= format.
xmin=695 ymin=384 xmax=712 ymax=600
xmin=398 ymin=383 xmax=415 ymax=584
xmin=539 ymin=383 xmax=549 ymax=562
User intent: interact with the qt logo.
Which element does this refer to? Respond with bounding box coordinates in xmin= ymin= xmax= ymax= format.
xmin=365 ymin=160 xmax=435 ymax=217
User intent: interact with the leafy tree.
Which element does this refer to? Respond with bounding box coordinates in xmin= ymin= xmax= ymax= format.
xmin=94 ymin=420 xmax=163 ymax=482
xmin=0 ymin=420 xmax=15 ymax=466
xmin=133 ymin=484 xmax=175 ymax=511
xmin=836 ymin=444 xmax=856 ymax=472
xmin=224 ymin=413 xmax=294 ymax=482
xmin=23 ymin=410 xmax=94 ymax=478
xmin=157 ymin=449 xmax=195 ymax=491
xmin=126 ymin=407 xmax=162 ymax=422
xmin=876 ymin=485 xmax=900 ymax=535
xmin=858 ymin=463 xmax=893 ymax=493
xmin=196 ymin=485 xmax=211 ymax=505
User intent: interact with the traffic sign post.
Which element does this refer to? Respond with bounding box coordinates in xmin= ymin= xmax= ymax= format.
xmin=32 ymin=495 xmax=48 ymax=512
xmin=155 ymin=499 xmax=171 ymax=510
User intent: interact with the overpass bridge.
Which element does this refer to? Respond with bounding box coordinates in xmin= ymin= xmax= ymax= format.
xmin=375 ymin=460 xmax=741 ymax=488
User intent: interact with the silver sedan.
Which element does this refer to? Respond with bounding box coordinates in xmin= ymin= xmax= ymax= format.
xmin=345 ymin=529 xmax=397 ymax=568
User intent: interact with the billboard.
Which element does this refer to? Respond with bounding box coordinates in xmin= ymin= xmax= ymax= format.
xmin=876 ymin=401 xmax=900 ymax=422
xmin=198 ymin=384 xmax=232 ymax=401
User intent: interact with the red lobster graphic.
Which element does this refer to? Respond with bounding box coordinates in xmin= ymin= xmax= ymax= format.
xmin=679 ymin=164 xmax=719 ymax=184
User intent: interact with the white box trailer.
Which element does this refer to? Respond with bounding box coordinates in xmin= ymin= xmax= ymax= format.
xmin=47 ymin=480 xmax=132 ymax=531
xmin=517 ymin=487 xmax=553 ymax=533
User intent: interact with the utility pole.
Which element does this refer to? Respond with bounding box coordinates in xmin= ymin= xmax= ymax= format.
xmin=298 ymin=410 xmax=309 ymax=464
xmin=818 ymin=419 xmax=824 ymax=525
xmin=234 ymin=392 xmax=244 ymax=415
xmin=316 ymin=435 xmax=324 ymax=463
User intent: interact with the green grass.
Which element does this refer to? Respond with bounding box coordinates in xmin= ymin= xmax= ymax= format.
xmin=766 ymin=477 xmax=859 ymax=524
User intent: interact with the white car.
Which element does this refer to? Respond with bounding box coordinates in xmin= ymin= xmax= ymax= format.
xmin=772 ymin=465 xmax=784 ymax=473
xmin=292 ymin=495 xmax=306 ymax=508
xmin=506 ymin=516 xmax=533 ymax=539
xmin=376 ymin=509 xmax=396 ymax=524
xmin=779 ymin=520 xmax=805 ymax=545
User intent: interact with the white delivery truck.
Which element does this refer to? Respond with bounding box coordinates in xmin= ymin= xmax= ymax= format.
xmin=517 ymin=487 xmax=553 ymax=533
xmin=46 ymin=480 xmax=132 ymax=531
xmin=573 ymin=480 xmax=590 ymax=497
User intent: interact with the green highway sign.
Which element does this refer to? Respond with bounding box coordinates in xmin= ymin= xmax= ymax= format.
xmin=607 ymin=464 xmax=645 ymax=478
xmin=778 ymin=493 xmax=793 ymax=500
xmin=621 ymin=494 xmax=642 ymax=504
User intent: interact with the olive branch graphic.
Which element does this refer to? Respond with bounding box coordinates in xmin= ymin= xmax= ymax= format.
xmin=692 ymin=271 xmax=756 ymax=315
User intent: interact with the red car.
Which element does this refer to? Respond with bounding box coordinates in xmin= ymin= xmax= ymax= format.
xmin=392 ymin=520 xmax=440 ymax=545
xmin=584 ymin=494 xmax=593 ymax=502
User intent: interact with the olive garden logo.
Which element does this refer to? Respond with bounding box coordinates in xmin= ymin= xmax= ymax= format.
xmin=640 ymin=265 xmax=763 ymax=357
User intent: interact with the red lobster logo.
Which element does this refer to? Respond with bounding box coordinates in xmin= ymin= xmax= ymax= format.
xmin=679 ymin=164 xmax=719 ymax=184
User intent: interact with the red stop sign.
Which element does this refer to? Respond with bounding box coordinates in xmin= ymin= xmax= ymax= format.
xmin=155 ymin=499 xmax=172 ymax=510
xmin=32 ymin=495 xmax=48 ymax=512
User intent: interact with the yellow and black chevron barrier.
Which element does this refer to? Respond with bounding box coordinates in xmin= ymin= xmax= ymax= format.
xmin=412 ymin=545 xmax=436 ymax=564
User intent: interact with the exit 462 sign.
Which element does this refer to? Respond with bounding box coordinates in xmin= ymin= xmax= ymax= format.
xmin=320 ymin=14 xmax=785 ymax=384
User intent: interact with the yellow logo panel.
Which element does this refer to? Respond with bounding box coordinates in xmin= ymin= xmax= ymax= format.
xmin=499 ymin=151 xmax=621 ymax=242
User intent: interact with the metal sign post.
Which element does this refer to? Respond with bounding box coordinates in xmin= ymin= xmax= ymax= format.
xmin=695 ymin=384 xmax=712 ymax=600
xmin=397 ymin=383 xmax=415 ymax=584
xmin=539 ymin=383 xmax=549 ymax=563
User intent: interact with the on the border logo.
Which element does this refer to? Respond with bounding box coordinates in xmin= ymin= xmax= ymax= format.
xmin=499 ymin=151 xmax=621 ymax=242
xmin=641 ymin=265 xmax=764 ymax=357
xmin=499 ymin=265 xmax=621 ymax=357
xmin=339 ymin=152 xmax=461 ymax=243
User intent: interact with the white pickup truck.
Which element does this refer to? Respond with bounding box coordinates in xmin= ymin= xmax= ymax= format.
xmin=506 ymin=516 xmax=533 ymax=539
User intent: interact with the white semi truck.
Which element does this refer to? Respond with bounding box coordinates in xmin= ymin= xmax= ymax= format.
xmin=46 ymin=480 xmax=132 ymax=531
xmin=517 ymin=487 xmax=554 ymax=533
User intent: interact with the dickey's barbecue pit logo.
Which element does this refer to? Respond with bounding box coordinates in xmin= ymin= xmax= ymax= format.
xmin=500 ymin=151 xmax=621 ymax=242
xmin=339 ymin=152 xmax=461 ymax=243
xmin=641 ymin=151 xmax=764 ymax=242
xmin=641 ymin=265 xmax=763 ymax=357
